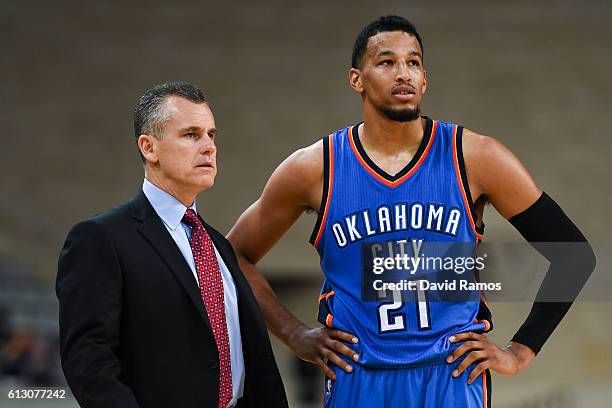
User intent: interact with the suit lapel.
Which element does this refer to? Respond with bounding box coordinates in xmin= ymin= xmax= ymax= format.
xmin=130 ymin=192 xmax=212 ymax=331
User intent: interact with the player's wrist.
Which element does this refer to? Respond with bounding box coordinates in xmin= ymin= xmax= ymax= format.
xmin=283 ymin=321 xmax=310 ymax=349
xmin=505 ymin=341 xmax=536 ymax=371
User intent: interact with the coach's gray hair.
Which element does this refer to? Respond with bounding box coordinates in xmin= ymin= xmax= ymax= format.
xmin=133 ymin=81 xmax=208 ymax=161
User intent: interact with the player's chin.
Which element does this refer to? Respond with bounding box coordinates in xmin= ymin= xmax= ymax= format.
xmin=381 ymin=105 xmax=420 ymax=122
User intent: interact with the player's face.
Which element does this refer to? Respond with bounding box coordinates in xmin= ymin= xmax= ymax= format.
xmin=147 ymin=96 xmax=218 ymax=194
xmin=350 ymin=31 xmax=427 ymax=121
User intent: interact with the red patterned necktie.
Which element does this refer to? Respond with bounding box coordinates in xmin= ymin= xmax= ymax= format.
xmin=182 ymin=209 xmax=233 ymax=408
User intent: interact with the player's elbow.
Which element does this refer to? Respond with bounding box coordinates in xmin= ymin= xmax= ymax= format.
xmin=568 ymin=235 xmax=596 ymax=274
xmin=557 ymin=240 xmax=596 ymax=292
xmin=226 ymin=230 xmax=258 ymax=266
xmin=577 ymin=241 xmax=596 ymax=279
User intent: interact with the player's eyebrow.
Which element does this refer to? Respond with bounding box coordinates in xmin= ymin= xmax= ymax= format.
xmin=377 ymin=50 xmax=396 ymax=58
xmin=376 ymin=50 xmax=422 ymax=58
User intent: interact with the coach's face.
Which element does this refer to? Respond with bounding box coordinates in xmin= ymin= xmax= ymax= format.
xmin=350 ymin=31 xmax=427 ymax=120
xmin=140 ymin=96 xmax=217 ymax=202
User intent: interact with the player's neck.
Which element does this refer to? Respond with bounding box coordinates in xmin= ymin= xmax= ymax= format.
xmin=360 ymin=109 xmax=425 ymax=155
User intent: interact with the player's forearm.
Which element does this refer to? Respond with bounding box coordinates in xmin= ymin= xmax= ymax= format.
xmin=235 ymin=254 xmax=308 ymax=345
xmin=508 ymin=192 xmax=596 ymax=353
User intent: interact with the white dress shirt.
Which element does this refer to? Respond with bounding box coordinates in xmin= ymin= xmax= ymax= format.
xmin=143 ymin=178 xmax=244 ymax=408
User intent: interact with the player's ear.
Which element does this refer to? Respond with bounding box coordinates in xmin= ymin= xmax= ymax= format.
xmin=349 ymin=68 xmax=364 ymax=94
xmin=421 ymin=69 xmax=427 ymax=95
xmin=138 ymin=134 xmax=159 ymax=164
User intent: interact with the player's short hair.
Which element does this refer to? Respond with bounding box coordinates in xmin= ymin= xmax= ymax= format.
xmin=351 ymin=15 xmax=424 ymax=69
xmin=133 ymin=81 xmax=208 ymax=161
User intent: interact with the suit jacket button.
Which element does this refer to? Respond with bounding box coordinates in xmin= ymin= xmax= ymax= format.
xmin=210 ymin=360 xmax=219 ymax=369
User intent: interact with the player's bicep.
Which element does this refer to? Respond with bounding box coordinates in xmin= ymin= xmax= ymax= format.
xmin=228 ymin=149 xmax=318 ymax=264
xmin=467 ymin=132 xmax=542 ymax=219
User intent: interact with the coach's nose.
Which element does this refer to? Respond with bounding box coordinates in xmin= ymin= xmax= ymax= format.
xmin=199 ymin=134 xmax=216 ymax=155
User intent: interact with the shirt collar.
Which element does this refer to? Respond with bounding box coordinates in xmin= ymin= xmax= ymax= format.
xmin=142 ymin=178 xmax=197 ymax=231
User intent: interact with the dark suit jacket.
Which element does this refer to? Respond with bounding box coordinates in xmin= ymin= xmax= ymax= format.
xmin=56 ymin=192 xmax=288 ymax=408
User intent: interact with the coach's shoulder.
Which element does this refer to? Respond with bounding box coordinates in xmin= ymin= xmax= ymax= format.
xmin=64 ymin=200 xmax=132 ymax=240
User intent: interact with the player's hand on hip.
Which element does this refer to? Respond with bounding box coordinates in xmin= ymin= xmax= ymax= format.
xmin=287 ymin=325 xmax=359 ymax=380
xmin=446 ymin=332 xmax=535 ymax=384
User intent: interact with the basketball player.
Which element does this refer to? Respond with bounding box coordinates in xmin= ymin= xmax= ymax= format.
xmin=227 ymin=16 xmax=595 ymax=407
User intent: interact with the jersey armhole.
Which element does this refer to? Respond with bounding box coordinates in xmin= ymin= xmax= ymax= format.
xmin=454 ymin=126 xmax=485 ymax=238
xmin=309 ymin=135 xmax=333 ymax=247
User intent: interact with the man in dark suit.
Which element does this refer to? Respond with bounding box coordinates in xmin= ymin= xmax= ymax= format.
xmin=56 ymin=81 xmax=288 ymax=408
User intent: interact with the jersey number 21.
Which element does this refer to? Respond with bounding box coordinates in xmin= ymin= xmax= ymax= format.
xmin=377 ymin=283 xmax=431 ymax=333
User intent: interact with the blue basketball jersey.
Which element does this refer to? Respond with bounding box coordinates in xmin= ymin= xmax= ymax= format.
xmin=310 ymin=117 xmax=493 ymax=368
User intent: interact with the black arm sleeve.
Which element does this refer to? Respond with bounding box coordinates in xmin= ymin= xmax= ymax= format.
xmin=508 ymin=192 xmax=596 ymax=354
xmin=56 ymin=221 xmax=140 ymax=408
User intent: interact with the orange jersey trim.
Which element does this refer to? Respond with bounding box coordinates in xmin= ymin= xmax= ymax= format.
xmin=480 ymin=291 xmax=491 ymax=310
xmin=313 ymin=137 xmax=335 ymax=248
xmin=452 ymin=124 xmax=484 ymax=241
xmin=348 ymin=121 xmax=437 ymax=188
xmin=482 ymin=371 xmax=488 ymax=408
xmin=317 ymin=290 xmax=335 ymax=303
xmin=474 ymin=319 xmax=492 ymax=332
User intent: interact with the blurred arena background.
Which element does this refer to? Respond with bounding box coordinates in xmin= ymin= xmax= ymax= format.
xmin=1 ymin=0 xmax=611 ymax=406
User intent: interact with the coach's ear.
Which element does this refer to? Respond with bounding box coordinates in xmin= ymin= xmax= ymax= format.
xmin=349 ymin=68 xmax=364 ymax=94
xmin=138 ymin=134 xmax=159 ymax=164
